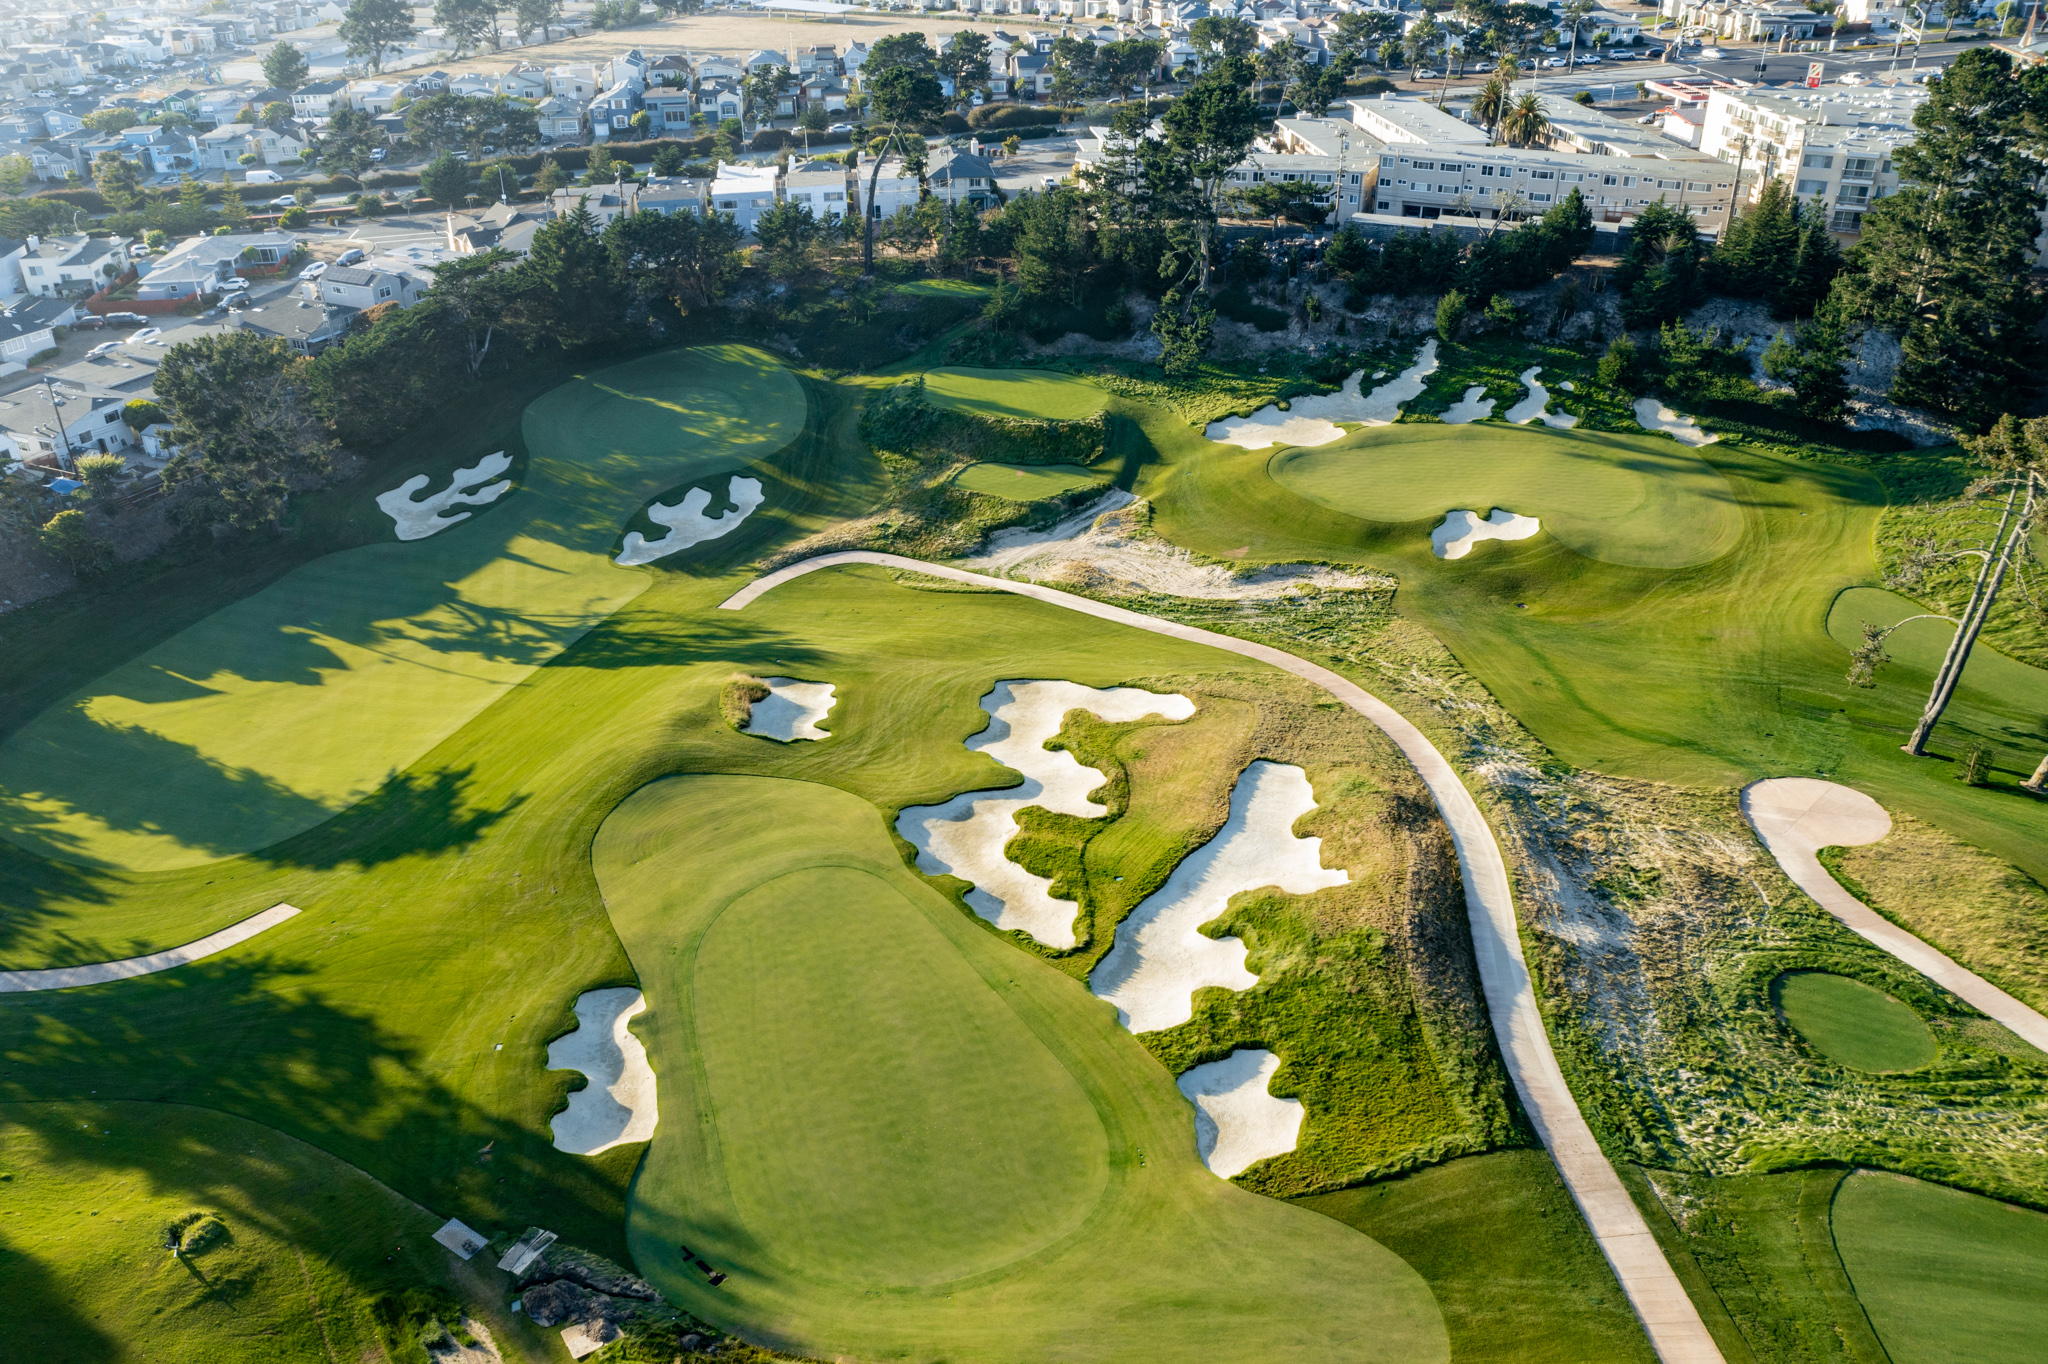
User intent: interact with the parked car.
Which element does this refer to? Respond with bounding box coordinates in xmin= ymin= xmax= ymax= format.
xmin=336 ymin=247 xmax=365 ymax=266
xmin=72 ymin=314 xmax=106 ymax=330
xmin=100 ymin=311 xmax=146 ymax=326
xmin=1415 ymin=68 xmax=1441 ymax=79
xmin=1611 ymin=49 xmax=1638 ymax=60
xmin=1838 ymin=70 xmax=1868 ymax=84
xmin=129 ymin=242 xmax=150 ymax=258
xmin=269 ymin=194 xmax=296 ymax=209
xmin=87 ymin=341 xmax=123 ymax=357
xmin=219 ymin=277 xmax=250 ymax=292
xmin=369 ymin=147 xmax=387 ymax=161
xmin=1544 ymin=56 xmax=1569 ymax=67
xmin=827 ymin=121 xmax=854 ymax=132
xmin=1576 ymin=53 xmax=1601 ymax=64
xmin=130 ymin=327 xmax=165 ymax=343
xmin=300 ymin=261 xmax=328 ymax=278
xmin=246 ymin=168 xmax=283 ymax=184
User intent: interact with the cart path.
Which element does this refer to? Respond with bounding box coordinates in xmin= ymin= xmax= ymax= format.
xmin=0 ymin=904 xmax=300 ymax=993
xmin=722 ymin=551 xmax=1724 ymax=1364
xmin=1742 ymin=778 xmax=2048 ymax=1053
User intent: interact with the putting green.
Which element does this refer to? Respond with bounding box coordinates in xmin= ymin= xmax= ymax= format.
xmin=923 ymin=366 xmax=1109 ymax=422
xmin=1827 ymin=586 xmax=2048 ymax=720
xmin=954 ymin=461 xmax=1111 ymax=500
xmin=0 ymin=346 xmax=803 ymax=871
xmin=1772 ymin=971 xmax=1937 ymax=1072
xmin=1834 ymin=1171 xmax=2048 ymax=1363
xmin=1270 ymin=423 xmax=1744 ymax=569
xmin=598 ymin=773 xmax=1448 ymax=1364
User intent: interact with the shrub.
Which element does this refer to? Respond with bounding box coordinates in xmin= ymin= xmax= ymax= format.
xmin=721 ymin=673 xmax=771 ymax=730
xmin=123 ymin=398 xmax=166 ymax=431
xmin=1436 ymin=288 xmax=1466 ymax=342
xmin=39 ymin=509 xmax=115 ymax=576
xmin=164 ymin=1211 xmax=227 ymax=1255
xmin=967 ymin=103 xmax=1082 ymax=130
xmin=279 ymin=206 xmax=309 ymax=227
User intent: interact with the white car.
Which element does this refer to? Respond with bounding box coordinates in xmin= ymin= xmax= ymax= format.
xmin=827 ymin=122 xmax=854 ymax=132
xmin=1700 ymin=47 xmax=1726 ymax=59
xmin=269 ymin=194 xmax=297 ymax=209
xmin=1838 ymin=71 xmax=1868 ymax=84
xmin=219 ymin=277 xmax=250 ymax=292
xmin=1576 ymin=53 xmax=1601 ymax=64
xmin=300 ymin=261 xmax=329 ymax=278
xmin=1415 ymin=68 xmax=1441 ymax=79
xmin=130 ymin=328 xmax=165 ymax=344
xmin=1544 ymin=56 xmax=1569 ymax=68
xmin=87 ymin=341 xmax=123 ymax=357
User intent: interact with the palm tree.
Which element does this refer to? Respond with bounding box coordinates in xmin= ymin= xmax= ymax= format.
xmin=1498 ymin=92 xmax=1549 ymax=148
xmin=1473 ymin=74 xmax=1510 ymax=142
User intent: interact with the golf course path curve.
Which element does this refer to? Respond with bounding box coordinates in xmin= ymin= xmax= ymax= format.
xmin=0 ymin=903 xmax=301 ymax=993
xmin=723 ymin=551 xmax=1723 ymax=1364
xmin=1742 ymin=778 xmax=2048 ymax=1053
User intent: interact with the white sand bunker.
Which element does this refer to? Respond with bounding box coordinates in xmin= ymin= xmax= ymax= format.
xmin=1090 ymin=761 xmax=1347 ymax=1033
xmin=376 ymin=451 xmax=513 ymax=540
xmin=1634 ymin=398 xmax=1718 ymax=446
xmin=616 ymin=476 xmax=764 ymax=566
xmin=1441 ymin=386 xmax=1496 ymax=424
xmin=1203 ymin=340 xmax=1440 ymax=448
xmin=1506 ymin=367 xmax=1579 ymax=428
xmin=745 ymin=677 xmax=836 ymax=742
xmin=898 ymin=681 xmax=1195 ymax=949
xmin=963 ymin=492 xmax=1394 ymax=600
xmin=547 ymin=987 xmax=658 ymax=1156
xmin=1431 ymin=508 xmax=1542 ymax=560
xmin=1178 ymin=1049 xmax=1304 ymax=1179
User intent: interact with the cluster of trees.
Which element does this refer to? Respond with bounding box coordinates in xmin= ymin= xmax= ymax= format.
xmin=1321 ymin=188 xmax=1592 ymax=306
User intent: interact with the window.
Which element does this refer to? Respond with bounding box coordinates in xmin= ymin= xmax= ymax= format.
xmin=1801 ymin=152 xmax=1832 ymax=169
xmin=27 ymin=265 xmax=41 ymax=275
xmin=1437 ymin=163 xmax=1460 ymax=174
xmin=1656 ymin=178 xmax=1679 ymax=189
xmin=377 ymin=286 xmax=392 ymax=298
xmin=1688 ymin=182 xmax=1711 ymax=192
xmin=1530 ymin=192 xmax=1553 ymax=202
xmin=1480 ymin=164 xmax=1495 ymax=177
xmin=1796 ymin=177 xmax=1826 ymax=194
xmin=104 ymin=410 xmax=120 ymax=423
xmin=1377 ymin=200 xmax=1391 ymax=211
xmin=718 ymin=199 xmax=736 ymax=209
xmin=1532 ymin=169 xmax=1554 ymax=179
xmin=824 ymin=190 xmax=844 ymax=200
xmin=1843 ymin=156 xmax=1876 ymax=176
xmin=1829 ymin=208 xmax=1863 ymax=232
xmin=1413 ymin=160 xmax=1434 ymax=170
xmin=1603 ymin=174 xmax=1618 ymax=185
xmin=1622 ymin=176 xmax=1637 ymax=187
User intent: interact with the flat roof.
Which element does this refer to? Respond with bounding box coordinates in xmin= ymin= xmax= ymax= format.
xmin=1347 ymin=96 xmax=1487 ymax=144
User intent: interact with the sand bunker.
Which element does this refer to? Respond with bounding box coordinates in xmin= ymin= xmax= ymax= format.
xmin=1634 ymin=398 xmax=1719 ymax=446
xmin=1177 ymin=1049 xmax=1304 ymax=1179
xmin=1505 ymin=367 xmax=1579 ymax=428
xmin=616 ymin=476 xmax=764 ymax=566
xmin=376 ymin=452 xmax=514 ymax=541
xmin=546 ymin=987 xmax=658 ymax=1156
xmin=1431 ymin=508 xmax=1542 ymax=560
xmin=963 ymin=493 xmax=1394 ymax=600
xmin=1203 ymin=341 xmax=1441 ymax=448
xmin=1441 ymin=386 xmax=1496 ymax=424
xmin=1090 ymin=761 xmax=1347 ymax=1032
xmin=745 ymin=677 xmax=836 ymax=742
xmin=898 ymin=681 xmax=1195 ymax=949
xmin=0 ymin=903 xmax=300 ymax=993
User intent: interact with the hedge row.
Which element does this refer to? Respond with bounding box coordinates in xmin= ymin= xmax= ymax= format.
xmin=967 ymin=103 xmax=1082 ymax=131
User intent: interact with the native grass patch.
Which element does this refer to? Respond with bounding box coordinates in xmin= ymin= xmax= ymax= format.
xmin=1771 ymin=971 xmax=1938 ymax=1073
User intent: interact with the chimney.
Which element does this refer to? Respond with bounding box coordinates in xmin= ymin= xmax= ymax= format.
xmin=26 ymin=234 xmax=39 ymax=250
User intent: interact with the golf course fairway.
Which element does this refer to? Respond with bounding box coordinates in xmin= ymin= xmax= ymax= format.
xmin=596 ymin=773 xmax=1448 ymax=1363
xmin=0 ymin=346 xmax=803 ymax=872
xmin=1270 ymin=423 xmax=1744 ymax=569
xmin=924 ymin=366 xmax=1109 ymax=421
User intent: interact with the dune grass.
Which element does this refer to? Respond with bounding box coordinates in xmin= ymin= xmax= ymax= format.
xmin=924 ymin=365 xmax=1110 ymax=421
xmin=1272 ymin=422 xmax=1745 ymax=569
xmin=1833 ymin=1170 xmax=2048 ymax=1364
xmin=952 ymin=460 xmax=1111 ymax=500
xmin=1298 ymin=1150 xmax=1656 ymax=1364
xmin=0 ymin=346 xmax=805 ymax=873
xmin=1772 ymin=971 xmax=1938 ymax=1073
xmin=597 ymin=773 xmax=1449 ymax=1363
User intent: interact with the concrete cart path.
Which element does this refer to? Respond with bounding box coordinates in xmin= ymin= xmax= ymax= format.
xmin=0 ymin=904 xmax=301 ymax=993
xmin=722 ymin=551 xmax=1724 ymax=1364
xmin=1742 ymin=778 xmax=2048 ymax=1054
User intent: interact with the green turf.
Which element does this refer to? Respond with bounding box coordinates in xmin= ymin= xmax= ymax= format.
xmin=1772 ymin=971 xmax=1938 ymax=1072
xmin=888 ymin=277 xmax=993 ymax=300
xmin=1270 ymin=423 xmax=1745 ymax=569
xmin=1826 ymin=586 xmax=2048 ymax=720
xmin=598 ymin=772 xmax=1450 ymax=1363
xmin=0 ymin=1100 xmax=551 ymax=1364
xmin=952 ymin=460 xmax=1111 ymax=500
xmin=1833 ymin=1170 xmax=2048 ymax=1364
xmin=1298 ymin=1150 xmax=1656 ymax=1363
xmin=0 ymin=346 xmax=804 ymax=871
xmin=923 ymin=365 xmax=1110 ymax=421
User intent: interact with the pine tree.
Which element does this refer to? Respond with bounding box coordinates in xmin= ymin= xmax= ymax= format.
xmin=1761 ymin=296 xmax=1852 ymax=422
xmin=1708 ymin=177 xmax=1798 ymax=298
xmin=515 ymin=201 xmax=626 ymax=347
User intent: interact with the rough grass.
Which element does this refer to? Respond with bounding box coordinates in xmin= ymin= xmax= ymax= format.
xmin=718 ymin=673 xmax=770 ymax=731
xmin=1825 ymin=586 xmax=2048 ymax=725
xmin=1874 ymin=484 xmax=2048 ymax=670
xmin=1299 ymin=1150 xmax=1657 ymax=1364
xmin=594 ymin=771 xmax=1450 ymax=1364
xmin=1772 ymin=971 xmax=1938 ymax=1073
xmin=1822 ymin=814 xmax=2048 ymax=1016
xmin=1832 ymin=1169 xmax=2048 ymax=1364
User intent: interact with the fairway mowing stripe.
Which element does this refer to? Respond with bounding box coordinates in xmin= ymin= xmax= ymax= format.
xmin=722 ymin=552 xmax=1725 ymax=1364
xmin=0 ymin=904 xmax=301 ymax=993
xmin=1743 ymin=779 xmax=2048 ymax=1054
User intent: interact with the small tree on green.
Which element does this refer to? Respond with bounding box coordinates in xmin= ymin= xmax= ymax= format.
xmin=419 ymin=152 xmax=472 ymax=206
xmin=39 ymin=509 xmax=115 ymax=576
xmin=534 ymin=156 xmax=570 ymax=192
xmin=651 ymin=144 xmax=685 ymax=176
xmin=75 ymin=453 xmax=126 ymax=507
xmin=1435 ymin=288 xmax=1466 ymax=342
xmin=1485 ymin=293 xmax=1518 ymax=332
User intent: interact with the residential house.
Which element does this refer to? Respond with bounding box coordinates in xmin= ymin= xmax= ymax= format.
xmin=346 ymin=78 xmax=407 ymax=112
xmin=0 ymin=236 xmax=28 ymax=303
xmin=862 ymin=153 xmax=922 ymax=220
xmin=546 ymin=63 xmax=603 ymax=101
xmin=783 ymin=159 xmax=854 ymax=221
xmin=535 ymin=94 xmax=586 ymax=141
xmin=1011 ymin=51 xmax=1053 ymax=97
xmin=643 ymin=87 xmax=696 ymax=133
xmin=291 ymin=77 xmax=346 ymax=118
xmin=20 ymin=235 xmax=130 ymax=299
xmin=742 ymin=49 xmax=785 ymax=72
xmin=0 ymin=303 xmax=58 ymax=372
xmin=318 ymin=263 xmax=427 ymax=309
xmin=0 ymin=375 xmax=136 ymax=465
xmin=589 ymin=81 xmax=644 ymax=141
xmin=708 ymin=162 xmax=781 ymax=233
xmin=638 ymin=175 xmax=709 ymax=216
xmin=547 ymin=183 xmax=639 ymax=227
xmin=134 ymin=230 xmax=297 ymax=300
xmin=226 ymin=295 xmax=353 ymax=355
xmin=648 ymin=54 xmax=693 ymax=85
xmin=697 ymin=79 xmax=743 ymax=122
xmin=496 ymin=66 xmax=549 ymax=99
xmin=445 ymin=201 xmax=552 ymax=255
xmin=924 ymin=146 xmax=999 ymax=207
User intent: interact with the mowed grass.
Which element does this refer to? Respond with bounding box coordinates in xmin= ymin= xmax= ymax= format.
xmin=1833 ymin=1170 xmax=2048 ymax=1364
xmin=0 ymin=1101 xmax=551 ymax=1364
xmin=923 ymin=365 xmax=1109 ymax=421
xmin=598 ymin=773 xmax=1449 ymax=1363
xmin=1298 ymin=1150 xmax=1656 ymax=1364
xmin=0 ymin=346 xmax=804 ymax=872
xmin=1827 ymin=586 xmax=2048 ymax=721
xmin=953 ymin=460 xmax=1111 ymax=500
xmin=1772 ymin=971 xmax=1937 ymax=1072
xmin=1271 ymin=423 xmax=1744 ymax=569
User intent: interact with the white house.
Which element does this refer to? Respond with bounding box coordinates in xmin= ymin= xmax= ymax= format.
xmin=709 ymin=162 xmax=781 ymax=233
xmin=20 ymin=234 xmax=130 ymax=298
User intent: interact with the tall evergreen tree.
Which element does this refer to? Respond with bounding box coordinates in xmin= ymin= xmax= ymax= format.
xmin=516 ymin=201 xmax=626 ymax=347
xmin=1709 ymin=178 xmax=1799 ymax=297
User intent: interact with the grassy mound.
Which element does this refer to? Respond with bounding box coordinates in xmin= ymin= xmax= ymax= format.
xmin=1270 ymin=424 xmax=1744 ymax=570
xmin=924 ymin=365 xmax=1110 ymax=422
xmin=1833 ymin=1170 xmax=2048 ymax=1363
xmin=596 ymin=773 xmax=1449 ymax=1363
xmin=0 ymin=346 xmax=804 ymax=871
xmin=1772 ymin=971 xmax=1937 ymax=1072
xmin=953 ymin=461 xmax=1111 ymax=500
xmin=1825 ymin=585 xmax=2048 ymax=719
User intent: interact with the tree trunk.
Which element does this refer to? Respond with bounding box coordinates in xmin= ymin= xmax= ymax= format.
xmin=2023 ymin=750 xmax=2048 ymax=793
xmin=1903 ymin=479 xmax=2034 ymax=755
xmin=862 ymin=128 xmax=895 ymax=276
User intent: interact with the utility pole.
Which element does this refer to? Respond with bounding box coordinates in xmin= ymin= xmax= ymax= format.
xmin=41 ymin=374 xmax=75 ymax=471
